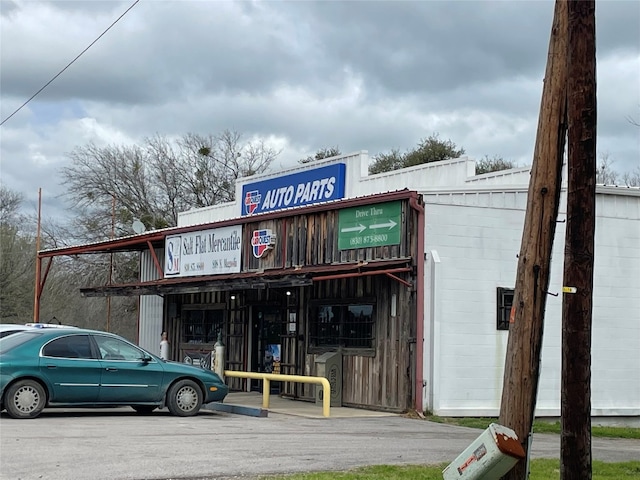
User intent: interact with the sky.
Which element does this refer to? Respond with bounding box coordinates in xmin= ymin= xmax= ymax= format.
xmin=1 ymin=0 xmax=639 ymax=222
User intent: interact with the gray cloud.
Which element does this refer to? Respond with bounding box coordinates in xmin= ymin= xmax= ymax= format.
xmin=0 ymin=0 xmax=19 ymax=18
xmin=1 ymin=0 xmax=638 ymax=221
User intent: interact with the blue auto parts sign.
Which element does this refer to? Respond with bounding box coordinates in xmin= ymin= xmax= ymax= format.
xmin=241 ymin=163 xmax=346 ymax=216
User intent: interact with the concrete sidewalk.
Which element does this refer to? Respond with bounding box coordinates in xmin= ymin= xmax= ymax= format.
xmin=207 ymin=391 xmax=400 ymax=418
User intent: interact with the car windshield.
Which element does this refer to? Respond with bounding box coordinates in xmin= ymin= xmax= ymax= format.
xmin=0 ymin=330 xmax=41 ymax=354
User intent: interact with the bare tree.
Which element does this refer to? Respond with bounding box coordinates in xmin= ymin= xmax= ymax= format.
xmin=594 ymin=153 xmax=640 ymax=187
xmin=621 ymin=166 xmax=640 ymax=187
xmin=181 ymin=130 xmax=278 ymax=205
xmin=0 ymin=186 xmax=24 ymax=226
xmin=0 ymin=222 xmax=35 ymax=321
xmin=61 ymin=130 xmax=279 ymax=243
xmin=596 ymin=153 xmax=619 ymax=185
xmin=51 ymin=130 xmax=279 ymax=339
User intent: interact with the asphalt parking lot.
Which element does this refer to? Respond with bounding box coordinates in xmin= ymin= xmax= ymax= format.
xmin=1 ymin=406 xmax=639 ymax=480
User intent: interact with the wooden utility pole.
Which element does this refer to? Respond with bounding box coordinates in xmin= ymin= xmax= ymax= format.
xmin=499 ymin=2 xmax=568 ymax=478
xmin=561 ymin=1 xmax=596 ymax=478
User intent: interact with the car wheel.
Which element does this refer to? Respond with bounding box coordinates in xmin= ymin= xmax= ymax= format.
xmin=166 ymin=379 xmax=202 ymax=417
xmin=4 ymin=380 xmax=47 ymax=419
xmin=132 ymin=405 xmax=157 ymax=415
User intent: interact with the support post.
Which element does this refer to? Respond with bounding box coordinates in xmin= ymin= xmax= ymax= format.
xmin=499 ymin=2 xmax=568 ymax=478
xmin=33 ymin=188 xmax=42 ymax=323
xmin=262 ymin=378 xmax=270 ymax=408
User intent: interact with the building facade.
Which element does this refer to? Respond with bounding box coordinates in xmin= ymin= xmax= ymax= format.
xmin=42 ymin=151 xmax=640 ymax=417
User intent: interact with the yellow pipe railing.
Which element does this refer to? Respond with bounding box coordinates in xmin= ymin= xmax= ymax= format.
xmin=224 ymin=371 xmax=331 ymax=418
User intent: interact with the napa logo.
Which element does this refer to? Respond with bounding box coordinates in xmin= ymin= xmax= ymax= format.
xmin=251 ymin=229 xmax=276 ymax=258
xmin=244 ymin=190 xmax=261 ymax=215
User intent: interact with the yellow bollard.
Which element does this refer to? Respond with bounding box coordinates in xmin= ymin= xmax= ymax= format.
xmin=262 ymin=378 xmax=270 ymax=408
xmin=224 ymin=370 xmax=331 ymax=417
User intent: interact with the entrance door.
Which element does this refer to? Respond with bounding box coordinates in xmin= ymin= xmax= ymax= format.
xmin=251 ymin=306 xmax=283 ymax=393
xmin=180 ymin=308 xmax=224 ymax=369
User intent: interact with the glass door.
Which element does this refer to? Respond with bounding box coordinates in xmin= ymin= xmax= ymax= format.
xmin=180 ymin=308 xmax=223 ymax=369
xmin=251 ymin=306 xmax=284 ymax=392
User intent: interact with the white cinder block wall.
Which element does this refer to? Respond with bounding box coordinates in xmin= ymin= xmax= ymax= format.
xmin=423 ymin=188 xmax=640 ymax=418
xmin=589 ymin=193 xmax=640 ymax=416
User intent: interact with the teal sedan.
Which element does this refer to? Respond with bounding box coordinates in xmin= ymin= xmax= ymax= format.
xmin=0 ymin=328 xmax=228 ymax=419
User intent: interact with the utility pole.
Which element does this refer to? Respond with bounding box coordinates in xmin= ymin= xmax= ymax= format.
xmin=499 ymin=2 xmax=568 ymax=479
xmin=561 ymin=1 xmax=596 ymax=478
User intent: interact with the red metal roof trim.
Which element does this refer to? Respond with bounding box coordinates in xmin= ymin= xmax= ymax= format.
xmin=80 ymin=258 xmax=413 ymax=295
xmin=39 ymin=189 xmax=419 ymax=257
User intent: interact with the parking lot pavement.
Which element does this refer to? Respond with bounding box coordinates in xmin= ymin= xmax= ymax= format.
xmin=1 ymin=407 xmax=639 ymax=480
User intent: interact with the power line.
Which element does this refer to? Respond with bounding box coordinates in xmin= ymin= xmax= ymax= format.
xmin=0 ymin=0 xmax=141 ymax=127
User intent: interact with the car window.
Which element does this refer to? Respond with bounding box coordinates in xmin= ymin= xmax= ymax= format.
xmin=0 ymin=331 xmax=41 ymax=354
xmin=0 ymin=329 xmax=27 ymax=338
xmin=94 ymin=335 xmax=146 ymax=361
xmin=42 ymin=335 xmax=94 ymax=359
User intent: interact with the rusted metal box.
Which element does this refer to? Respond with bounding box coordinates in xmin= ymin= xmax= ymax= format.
xmin=315 ymin=352 xmax=342 ymax=407
xmin=442 ymin=423 xmax=526 ymax=480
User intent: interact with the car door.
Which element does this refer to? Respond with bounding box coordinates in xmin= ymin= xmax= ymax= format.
xmin=39 ymin=334 xmax=101 ymax=403
xmin=93 ymin=334 xmax=164 ymax=403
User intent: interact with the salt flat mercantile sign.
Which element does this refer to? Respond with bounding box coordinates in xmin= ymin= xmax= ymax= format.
xmin=164 ymin=225 xmax=242 ymax=278
xmin=338 ymin=201 xmax=401 ymax=250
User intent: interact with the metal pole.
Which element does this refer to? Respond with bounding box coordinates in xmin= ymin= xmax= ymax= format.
xmin=33 ymin=188 xmax=42 ymax=323
xmin=106 ymin=194 xmax=115 ymax=331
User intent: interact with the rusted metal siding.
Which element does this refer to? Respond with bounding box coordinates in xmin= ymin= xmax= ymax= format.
xmin=240 ymin=200 xmax=414 ymax=271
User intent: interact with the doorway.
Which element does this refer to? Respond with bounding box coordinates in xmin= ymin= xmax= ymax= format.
xmin=179 ymin=307 xmax=224 ymax=369
xmin=251 ymin=305 xmax=284 ymax=392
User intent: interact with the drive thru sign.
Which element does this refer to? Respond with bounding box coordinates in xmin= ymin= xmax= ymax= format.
xmin=338 ymin=201 xmax=401 ymax=250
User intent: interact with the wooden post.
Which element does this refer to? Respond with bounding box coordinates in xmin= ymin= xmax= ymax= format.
xmin=33 ymin=188 xmax=42 ymax=323
xmin=562 ymin=1 xmax=596 ymax=478
xmin=499 ymin=2 xmax=568 ymax=478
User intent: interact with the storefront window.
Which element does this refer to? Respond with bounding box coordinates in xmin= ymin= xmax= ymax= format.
xmin=309 ymin=303 xmax=374 ymax=349
xmin=182 ymin=309 xmax=223 ymax=344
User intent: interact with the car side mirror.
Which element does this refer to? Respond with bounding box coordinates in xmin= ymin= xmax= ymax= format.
xmin=140 ymin=355 xmax=152 ymax=363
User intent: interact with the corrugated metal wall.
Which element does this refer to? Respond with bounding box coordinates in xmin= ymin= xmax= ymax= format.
xmin=138 ymin=249 xmax=164 ymax=353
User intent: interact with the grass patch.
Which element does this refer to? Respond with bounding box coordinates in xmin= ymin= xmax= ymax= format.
xmin=258 ymin=460 xmax=640 ymax=479
xmin=423 ymin=416 xmax=640 ymax=439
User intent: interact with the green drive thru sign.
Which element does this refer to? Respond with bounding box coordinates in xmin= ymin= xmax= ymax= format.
xmin=338 ymin=201 xmax=401 ymax=250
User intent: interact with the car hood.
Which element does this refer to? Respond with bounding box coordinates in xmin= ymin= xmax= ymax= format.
xmin=162 ymin=360 xmax=221 ymax=379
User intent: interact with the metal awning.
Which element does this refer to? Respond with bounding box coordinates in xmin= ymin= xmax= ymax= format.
xmin=80 ymin=258 xmax=413 ymax=297
xmin=39 ymin=189 xmax=418 ymax=257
